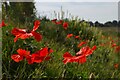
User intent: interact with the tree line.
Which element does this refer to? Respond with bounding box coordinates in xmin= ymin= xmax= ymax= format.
xmin=88 ymin=20 xmax=119 ymax=27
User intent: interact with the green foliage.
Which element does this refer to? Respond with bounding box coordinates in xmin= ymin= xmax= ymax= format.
xmin=2 ymin=2 xmax=36 ymax=25
xmin=2 ymin=18 xmax=120 ymax=79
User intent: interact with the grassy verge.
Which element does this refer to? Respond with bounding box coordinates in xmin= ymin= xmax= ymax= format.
xmin=2 ymin=19 xmax=120 ymax=79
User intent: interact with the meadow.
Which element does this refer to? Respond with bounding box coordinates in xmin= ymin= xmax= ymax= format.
xmin=1 ymin=17 xmax=120 ymax=79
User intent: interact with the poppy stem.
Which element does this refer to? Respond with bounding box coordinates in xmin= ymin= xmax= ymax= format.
xmin=61 ymin=65 xmax=66 ymax=78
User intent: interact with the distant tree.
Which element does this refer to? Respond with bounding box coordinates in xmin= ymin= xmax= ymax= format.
xmin=94 ymin=21 xmax=104 ymax=27
xmin=2 ymin=2 xmax=36 ymax=24
xmin=95 ymin=21 xmax=99 ymax=27
xmin=104 ymin=21 xmax=112 ymax=27
xmin=112 ymin=20 xmax=118 ymax=27
xmin=89 ymin=21 xmax=94 ymax=27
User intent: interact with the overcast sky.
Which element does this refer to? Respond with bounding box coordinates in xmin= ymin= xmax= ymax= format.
xmin=35 ymin=0 xmax=119 ymax=23
xmin=1 ymin=0 xmax=119 ymax=23
xmin=35 ymin=0 xmax=119 ymax=2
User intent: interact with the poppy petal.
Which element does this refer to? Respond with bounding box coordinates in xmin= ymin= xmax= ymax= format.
xmin=78 ymin=56 xmax=86 ymax=64
xmin=66 ymin=34 xmax=73 ymax=39
xmin=63 ymin=22 xmax=68 ymax=30
xmin=49 ymin=49 xmax=54 ymax=53
xmin=63 ymin=58 xmax=72 ymax=64
xmin=92 ymin=45 xmax=97 ymax=51
xmin=39 ymin=47 xmax=49 ymax=57
xmin=11 ymin=28 xmax=26 ymax=36
xmin=0 ymin=21 xmax=6 ymax=28
xmin=63 ymin=52 xmax=73 ymax=58
xmin=77 ymin=41 xmax=87 ymax=48
xmin=32 ymin=20 xmax=40 ymax=32
xmin=26 ymin=55 xmax=34 ymax=64
xmin=17 ymin=49 xmax=30 ymax=57
xmin=14 ymin=33 xmax=32 ymax=42
xmin=14 ymin=35 xmax=21 ymax=42
xmin=11 ymin=54 xmax=23 ymax=62
xmin=44 ymin=56 xmax=51 ymax=60
xmin=31 ymin=31 xmax=42 ymax=42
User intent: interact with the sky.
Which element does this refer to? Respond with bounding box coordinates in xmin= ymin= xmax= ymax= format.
xmin=35 ymin=2 xmax=118 ymax=23
xmin=34 ymin=0 xmax=119 ymax=2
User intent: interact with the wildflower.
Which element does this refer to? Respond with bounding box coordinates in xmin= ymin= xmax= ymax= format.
xmin=63 ymin=22 xmax=68 ymax=30
xmin=56 ymin=20 xmax=63 ymax=25
xmin=66 ymin=34 xmax=73 ymax=39
xmin=77 ymin=41 xmax=87 ymax=48
xmin=76 ymin=46 xmax=96 ymax=56
xmin=63 ymin=46 xmax=96 ymax=64
xmin=115 ymin=46 xmax=120 ymax=53
xmin=11 ymin=20 xmax=42 ymax=42
xmin=11 ymin=54 xmax=23 ymax=62
xmin=63 ymin=52 xmax=86 ymax=64
xmin=111 ymin=43 xmax=117 ymax=47
xmin=0 ymin=21 xmax=6 ymax=28
xmin=26 ymin=47 xmax=53 ymax=64
xmin=32 ymin=20 xmax=41 ymax=32
xmin=11 ymin=47 xmax=53 ymax=64
xmin=114 ymin=63 xmax=119 ymax=69
xmin=75 ymin=35 xmax=79 ymax=39
xmin=11 ymin=49 xmax=30 ymax=62
xmin=92 ymin=45 xmax=97 ymax=51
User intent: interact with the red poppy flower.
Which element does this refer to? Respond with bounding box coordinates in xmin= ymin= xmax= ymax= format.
xmin=92 ymin=45 xmax=97 ymax=51
xmin=11 ymin=20 xmax=42 ymax=42
xmin=11 ymin=28 xmax=27 ymax=35
xmin=63 ymin=46 xmax=96 ymax=64
xmin=66 ymin=34 xmax=73 ymax=39
xmin=17 ymin=49 xmax=30 ymax=57
xmin=30 ymin=53 xmax=51 ymax=64
xmin=115 ymin=46 xmax=120 ymax=53
xmin=63 ymin=22 xmax=68 ymax=30
xmin=32 ymin=20 xmax=41 ymax=32
xmin=76 ymin=46 xmax=91 ymax=56
xmin=63 ymin=52 xmax=75 ymax=64
xmin=77 ymin=41 xmax=87 ymax=48
xmin=63 ymin=52 xmax=86 ymax=64
xmin=26 ymin=55 xmax=34 ymax=64
xmin=56 ymin=20 xmax=63 ymax=25
xmin=11 ymin=49 xmax=30 ymax=62
xmin=30 ymin=53 xmax=43 ymax=63
xmin=11 ymin=47 xmax=53 ymax=64
xmin=11 ymin=54 xmax=23 ymax=62
xmin=75 ymin=36 xmax=79 ymax=39
xmin=111 ymin=43 xmax=117 ymax=47
xmin=31 ymin=31 xmax=42 ymax=42
xmin=114 ymin=63 xmax=119 ymax=69
xmin=0 ymin=21 xmax=6 ymax=28
xmin=49 ymin=48 xmax=54 ymax=53
xmin=78 ymin=56 xmax=86 ymax=64
xmin=26 ymin=47 xmax=53 ymax=64
xmin=51 ymin=19 xmax=57 ymax=23
xmin=37 ymin=47 xmax=53 ymax=57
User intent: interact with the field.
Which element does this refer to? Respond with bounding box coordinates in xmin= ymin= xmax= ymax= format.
xmin=98 ymin=27 xmax=120 ymax=36
xmin=1 ymin=18 xmax=120 ymax=79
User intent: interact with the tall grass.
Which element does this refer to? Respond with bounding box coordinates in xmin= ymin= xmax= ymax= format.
xmin=2 ymin=10 xmax=120 ymax=79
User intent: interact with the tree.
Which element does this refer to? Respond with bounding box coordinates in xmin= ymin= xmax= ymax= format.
xmin=112 ymin=20 xmax=118 ymax=27
xmin=2 ymin=2 xmax=36 ymax=25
